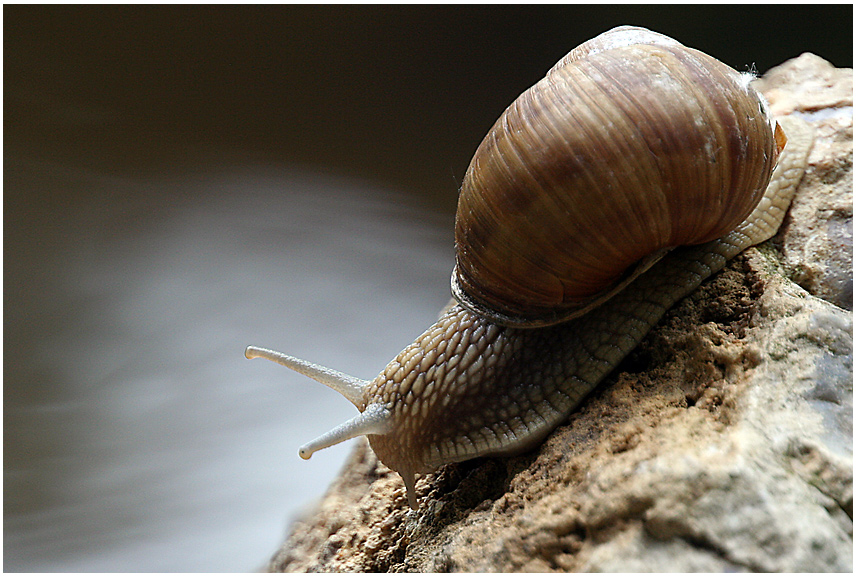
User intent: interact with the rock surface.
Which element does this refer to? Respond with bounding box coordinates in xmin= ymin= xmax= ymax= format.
xmin=268 ymin=54 xmax=853 ymax=572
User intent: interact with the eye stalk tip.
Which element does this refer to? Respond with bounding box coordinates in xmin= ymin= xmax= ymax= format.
xmin=245 ymin=345 xmax=262 ymax=360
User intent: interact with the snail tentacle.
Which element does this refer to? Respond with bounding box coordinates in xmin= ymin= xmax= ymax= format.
xmin=298 ymin=403 xmax=392 ymax=460
xmin=245 ymin=345 xmax=368 ymax=407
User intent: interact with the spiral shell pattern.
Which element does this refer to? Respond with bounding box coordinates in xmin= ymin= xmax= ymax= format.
xmin=453 ymin=26 xmax=780 ymax=326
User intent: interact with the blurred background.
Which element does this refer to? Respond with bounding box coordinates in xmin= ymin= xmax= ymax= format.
xmin=4 ymin=5 xmax=851 ymax=572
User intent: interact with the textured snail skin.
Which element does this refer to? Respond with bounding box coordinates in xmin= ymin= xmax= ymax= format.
xmin=363 ymin=117 xmax=812 ymax=508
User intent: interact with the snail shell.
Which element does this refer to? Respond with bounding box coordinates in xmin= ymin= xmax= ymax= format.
xmin=452 ymin=26 xmax=780 ymax=326
xmin=246 ymin=26 xmax=810 ymax=510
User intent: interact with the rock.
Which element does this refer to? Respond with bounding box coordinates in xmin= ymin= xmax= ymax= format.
xmin=268 ymin=54 xmax=853 ymax=573
xmin=756 ymin=53 xmax=854 ymax=311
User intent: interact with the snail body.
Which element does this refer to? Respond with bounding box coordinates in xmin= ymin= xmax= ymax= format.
xmin=246 ymin=26 xmax=813 ymax=509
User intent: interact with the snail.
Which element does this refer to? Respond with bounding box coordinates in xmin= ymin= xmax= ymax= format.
xmin=246 ymin=26 xmax=813 ymax=510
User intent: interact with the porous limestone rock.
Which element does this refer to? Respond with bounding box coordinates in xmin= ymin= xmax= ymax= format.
xmin=268 ymin=54 xmax=853 ymax=573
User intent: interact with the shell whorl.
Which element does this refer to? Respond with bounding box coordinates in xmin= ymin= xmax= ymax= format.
xmin=452 ymin=26 xmax=780 ymax=327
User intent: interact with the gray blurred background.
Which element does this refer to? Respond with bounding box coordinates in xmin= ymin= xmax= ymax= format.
xmin=4 ymin=5 xmax=851 ymax=572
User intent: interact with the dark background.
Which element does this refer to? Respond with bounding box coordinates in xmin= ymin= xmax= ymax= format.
xmin=6 ymin=5 xmax=852 ymax=210
xmin=4 ymin=4 xmax=852 ymax=572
